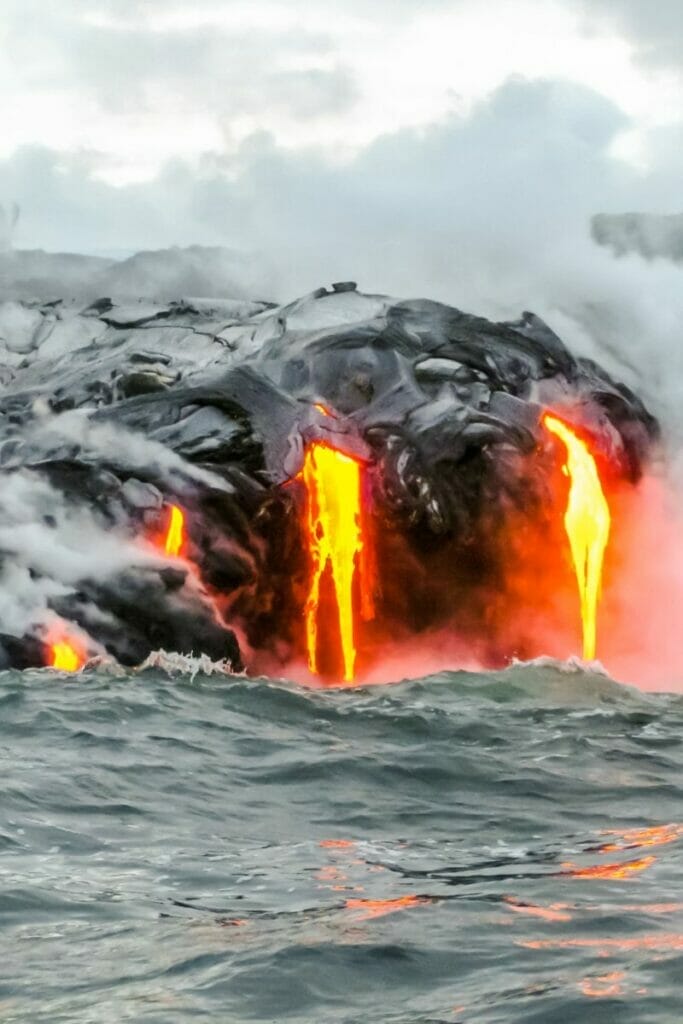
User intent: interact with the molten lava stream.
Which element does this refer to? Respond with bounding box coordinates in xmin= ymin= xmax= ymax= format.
xmin=164 ymin=504 xmax=186 ymax=556
xmin=544 ymin=414 xmax=611 ymax=660
xmin=48 ymin=634 xmax=87 ymax=672
xmin=301 ymin=442 xmax=370 ymax=683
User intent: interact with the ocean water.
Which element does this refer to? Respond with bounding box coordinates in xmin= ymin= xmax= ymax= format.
xmin=2 ymin=661 xmax=683 ymax=1023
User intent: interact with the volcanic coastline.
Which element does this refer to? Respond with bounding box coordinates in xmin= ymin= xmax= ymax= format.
xmin=0 ymin=280 xmax=658 ymax=679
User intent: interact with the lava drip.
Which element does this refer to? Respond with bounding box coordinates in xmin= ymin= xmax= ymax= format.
xmin=164 ymin=504 xmax=186 ymax=556
xmin=544 ymin=414 xmax=611 ymax=660
xmin=301 ymin=442 xmax=370 ymax=682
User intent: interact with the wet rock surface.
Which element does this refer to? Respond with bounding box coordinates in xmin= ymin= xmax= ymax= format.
xmin=0 ymin=283 xmax=659 ymax=671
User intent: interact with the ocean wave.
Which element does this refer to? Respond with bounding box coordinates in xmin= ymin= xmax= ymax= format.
xmin=2 ymin=659 xmax=683 ymax=1022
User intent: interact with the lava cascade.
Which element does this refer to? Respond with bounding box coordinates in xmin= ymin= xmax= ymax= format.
xmin=544 ymin=414 xmax=611 ymax=660
xmin=164 ymin=504 xmax=185 ymax=556
xmin=301 ymin=442 xmax=369 ymax=682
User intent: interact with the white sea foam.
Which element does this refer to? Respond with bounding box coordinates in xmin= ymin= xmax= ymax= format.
xmin=136 ymin=649 xmax=238 ymax=681
xmin=509 ymin=655 xmax=610 ymax=677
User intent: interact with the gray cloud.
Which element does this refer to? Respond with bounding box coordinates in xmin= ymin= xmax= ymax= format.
xmin=69 ymin=25 xmax=349 ymax=118
xmin=575 ymin=0 xmax=683 ymax=71
xmin=592 ymin=212 xmax=683 ymax=261
xmin=2 ymin=77 xmax=628 ymax=257
xmin=2 ymin=0 xmax=357 ymax=129
xmin=266 ymin=67 xmax=358 ymax=120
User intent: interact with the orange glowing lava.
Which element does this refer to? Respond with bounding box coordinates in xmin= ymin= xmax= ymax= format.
xmin=164 ymin=504 xmax=185 ymax=557
xmin=302 ymin=442 xmax=370 ymax=682
xmin=49 ymin=635 xmax=87 ymax=672
xmin=544 ymin=414 xmax=611 ymax=661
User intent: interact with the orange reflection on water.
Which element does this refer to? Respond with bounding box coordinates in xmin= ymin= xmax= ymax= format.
xmin=345 ymin=895 xmax=430 ymax=920
xmin=504 ymin=896 xmax=573 ymax=922
xmin=317 ymin=865 xmax=347 ymax=883
xmin=522 ymin=934 xmax=683 ymax=952
xmin=319 ymin=839 xmax=356 ymax=849
xmin=561 ymin=855 xmax=656 ymax=880
xmin=599 ymin=824 xmax=683 ymax=853
xmin=634 ymin=902 xmax=683 ymax=915
xmin=580 ymin=971 xmax=626 ymax=999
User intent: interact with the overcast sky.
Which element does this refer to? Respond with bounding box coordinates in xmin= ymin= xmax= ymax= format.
xmin=3 ymin=0 xmax=682 ymax=243
xmin=4 ymin=0 xmax=683 ymax=181
xmin=3 ymin=0 xmax=683 ymax=402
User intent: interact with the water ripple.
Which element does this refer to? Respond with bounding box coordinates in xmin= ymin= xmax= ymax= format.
xmin=1 ymin=664 xmax=682 ymax=1022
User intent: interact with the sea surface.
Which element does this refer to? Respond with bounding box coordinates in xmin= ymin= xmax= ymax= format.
xmin=2 ymin=660 xmax=683 ymax=1023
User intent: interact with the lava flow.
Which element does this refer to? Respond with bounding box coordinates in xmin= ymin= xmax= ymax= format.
xmin=49 ymin=634 xmax=87 ymax=672
xmin=301 ymin=442 xmax=369 ymax=682
xmin=544 ymin=414 xmax=611 ymax=660
xmin=164 ymin=504 xmax=185 ymax=556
